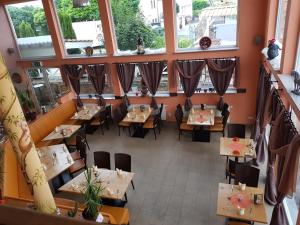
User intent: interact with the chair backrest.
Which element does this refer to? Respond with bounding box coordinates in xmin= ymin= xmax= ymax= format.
xmin=70 ymin=151 xmax=81 ymax=160
xmin=227 ymin=123 xmax=246 ymax=138
xmin=113 ymin=107 xmax=123 ymax=124
xmin=222 ymin=110 xmax=230 ymax=127
xmin=105 ymin=105 xmax=112 ymax=118
xmin=235 ymin=163 xmax=260 ymax=187
xmin=175 ymin=107 xmax=183 ymax=127
xmin=221 ymin=103 xmax=229 ymax=116
xmin=94 ymin=151 xmax=111 ymax=169
xmin=114 ymin=153 xmax=131 ymax=172
xmin=119 ymin=103 xmax=128 ymax=117
xmin=159 ymin=103 xmax=164 ymax=118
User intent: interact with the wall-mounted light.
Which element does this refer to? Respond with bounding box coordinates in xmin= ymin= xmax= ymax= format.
xmin=73 ymin=0 xmax=90 ymax=8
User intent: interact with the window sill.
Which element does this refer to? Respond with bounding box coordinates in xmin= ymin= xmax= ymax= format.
xmin=127 ymin=93 xmax=170 ymax=97
xmin=175 ymin=46 xmax=239 ymax=54
xmin=177 ymin=88 xmax=238 ymax=94
xmin=79 ymin=94 xmax=115 ymax=100
xmin=62 ymin=54 xmax=108 ymax=59
xmin=113 ymin=49 xmax=166 ymax=57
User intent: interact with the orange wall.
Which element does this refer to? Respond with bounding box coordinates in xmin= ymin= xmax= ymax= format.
xmin=0 ymin=0 xmax=269 ymax=124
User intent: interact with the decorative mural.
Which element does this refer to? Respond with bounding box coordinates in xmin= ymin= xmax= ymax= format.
xmin=0 ymin=54 xmax=56 ymax=213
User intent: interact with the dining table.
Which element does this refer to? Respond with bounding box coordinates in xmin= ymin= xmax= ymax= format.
xmin=71 ymin=104 xmax=102 ymax=121
xmin=42 ymin=124 xmax=81 ymax=144
xmin=59 ymin=169 xmax=135 ymax=201
xmin=220 ymin=137 xmax=256 ymax=162
xmin=216 ymin=183 xmax=268 ymax=224
xmin=37 ymin=144 xmax=74 ymax=181
xmin=122 ymin=106 xmax=153 ymax=138
xmin=187 ymin=108 xmax=215 ymax=142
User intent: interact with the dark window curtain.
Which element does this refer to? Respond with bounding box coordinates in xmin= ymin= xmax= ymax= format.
xmin=62 ymin=64 xmax=85 ymax=107
xmin=251 ymin=65 xmax=271 ymax=165
xmin=86 ymin=64 xmax=107 ymax=107
xmin=174 ymin=60 xmax=206 ymax=111
xmin=116 ymin=63 xmax=135 ymax=107
xmin=138 ymin=61 xmax=164 ymax=109
xmin=207 ymin=57 xmax=239 ymax=110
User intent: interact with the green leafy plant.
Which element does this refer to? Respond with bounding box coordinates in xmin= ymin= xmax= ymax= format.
xmin=82 ymin=168 xmax=104 ymax=220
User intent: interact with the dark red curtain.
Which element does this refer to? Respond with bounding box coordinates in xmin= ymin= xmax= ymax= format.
xmin=116 ymin=63 xmax=135 ymax=107
xmin=174 ymin=60 xmax=206 ymax=111
xmin=62 ymin=64 xmax=85 ymax=107
xmin=86 ymin=64 xmax=107 ymax=106
xmin=252 ymin=65 xmax=271 ymax=165
xmin=138 ymin=61 xmax=164 ymax=109
xmin=207 ymin=57 xmax=239 ymax=110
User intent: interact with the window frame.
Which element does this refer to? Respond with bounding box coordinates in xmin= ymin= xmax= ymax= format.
xmin=4 ymin=1 xmax=57 ymax=60
xmin=295 ymin=37 xmax=300 ymax=73
xmin=52 ymin=0 xmax=108 ymax=58
xmin=174 ymin=0 xmax=240 ymax=52
xmin=275 ymin=0 xmax=288 ymax=44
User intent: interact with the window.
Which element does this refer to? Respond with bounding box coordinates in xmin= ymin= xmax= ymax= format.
xmin=275 ymin=0 xmax=289 ymax=44
xmin=110 ymin=0 xmax=166 ymax=54
xmin=177 ymin=64 xmax=236 ymax=93
xmin=79 ymin=71 xmax=113 ymax=97
xmin=6 ymin=0 xmax=56 ymax=59
xmin=53 ymin=0 xmax=106 ymax=56
xmin=175 ymin=0 xmax=238 ymax=50
xmin=129 ymin=64 xmax=169 ymax=95
xmin=27 ymin=68 xmax=70 ymax=110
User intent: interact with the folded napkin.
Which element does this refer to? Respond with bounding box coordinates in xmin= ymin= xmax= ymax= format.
xmin=116 ymin=168 xmax=126 ymax=178
xmin=106 ymin=187 xmax=114 ymax=196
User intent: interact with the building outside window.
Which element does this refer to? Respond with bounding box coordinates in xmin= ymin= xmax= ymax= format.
xmin=128 ymin=64 xmax=169 ymax=95
xmin=79 ymin=71 xmax=114 ymax=97
xmin=175 ymin=0 xmax=238 ymax=50
xmin=6 ymin=0 xmax=56 ymax=59
xmin=110 ymin=0 xmax=166 ymax=55
xmin=275 ymin=0 xmax=289 ymax=44
xmin=27 ymin=68 xmax=69 ymax=111
xmin=53 ymin=0 xmax=106 ymax=56
xmin=177 ymin=64 xmax=236 ymax=93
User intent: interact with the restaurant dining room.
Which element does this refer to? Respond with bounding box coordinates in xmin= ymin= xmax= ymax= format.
xmin=0 ymin=0 xmax=300 ymax=224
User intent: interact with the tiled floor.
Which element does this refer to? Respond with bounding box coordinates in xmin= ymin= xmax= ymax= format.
xmin=57 ymin=122 xmax=273 ymax=225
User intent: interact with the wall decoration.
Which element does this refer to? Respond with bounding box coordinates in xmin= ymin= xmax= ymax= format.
xmin=0 ymin=54 xmax=56 ymax=213
xmin=199 ymin=36 xmax=212 ymax=50
xmin=291 ymin=70 xmax=300 ymax=96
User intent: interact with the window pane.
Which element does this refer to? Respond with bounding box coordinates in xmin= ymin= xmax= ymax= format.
xmin=129 ymin=64 xmax=168 ymax=95
xmin=6 ymin=1 xmax=56 ymax=58
xmin=175 ymin=0 xmax=237 ymax=49
xmin=28 ymin=68 xmax=69 ymax=111
xmin=53 ymin=0 xmax=106 ymax=56
xmin=275 ymin=0 xmax=288 ymax=44
xmin=295 ymin=37 xmax=300 ymax=73
xmin=110 ymin=0 xmax=166 ymax=54
xmin=80 ymin=72 xmax=113 ymax=96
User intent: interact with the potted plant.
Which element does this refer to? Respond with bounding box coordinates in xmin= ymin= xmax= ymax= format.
xmin=16 ymin=84 xmax=37 ymax=121
xmin=82 ymin=168 xmax=104 ymax=221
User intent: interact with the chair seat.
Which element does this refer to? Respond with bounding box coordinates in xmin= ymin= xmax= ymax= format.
xmin=182 ymin=117 xmax=188 ymax=122
xmin=90 ymin=118 xmax=105 ymax=126
xmin=209 ymin=123 xmax=223 ymax=131
xmin=214 ymin=116 xmax=223 ymax=124
xmin=143 ymin=120 xmax=156 ymax=129
xmin=101 ymin=205 xmax=129 ymax=225
xmin=147 ymin=116 xmax=155 ymax=121
xmin=180 ymin=122 xmax=193 ymax=131
xmin=118 ymin=121 xmax=131 ymax=127
xmin=68 ymin=159 xmax=85 ymax=174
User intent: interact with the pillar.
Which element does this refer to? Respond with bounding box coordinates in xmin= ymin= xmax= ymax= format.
xmin=0 ymin=54 xmax=56 ymax=213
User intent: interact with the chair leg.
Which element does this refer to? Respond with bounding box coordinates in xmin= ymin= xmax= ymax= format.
xmin=85 ymin=139 xmax=91 ymax=151
xmin=228 ymin=175 xmax=231 ymax=184
xmin=153 ymin=128 xmax=156 ymax=140
xmin=100 ymin=125 xmax=104 ymax=135
xmin=128 ymin=127 xmax=131 ymax=136
xmin=131 ymin=180 xmax=135 ymax=190
xmin=105 ymin=121 xmax=109 ymax=130
xmin=178 ymin=130 xmax=181 ymax=140
xmin=118 ymin=126 xmax=121 ymax=136
xmin=124 ymin=192 xmax=128 ymax=203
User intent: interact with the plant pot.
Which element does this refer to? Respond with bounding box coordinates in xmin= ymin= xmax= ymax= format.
xmin=82 ymin=208 xmax=97 ymax=221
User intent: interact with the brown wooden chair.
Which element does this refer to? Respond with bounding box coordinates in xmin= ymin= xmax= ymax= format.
xmin=175 ymin=106 xmax=193 ymax=140
xmin=234 ymin=163 xmax=260 ymax=187
xmin=67 ymin=124 xmax=90 ymax=151
xmin=176 ymin=104 xmax=187 ymax=122
xmin=68 ymin=146 xmax=87 ymax=177
xmin=209 ymin=110 xmax=230 ymax=137
xmin=90 ymin=109 xmax=108 ymax=135
xmin=215 ymin=103 xmax=229 ymax=124
xmin=94 ymin=151 xmax=111 ymax=169
xmin=113 ymin=107 xmax=131 ymax=136
xmin=114 ymin=153 xmax=135 ymax=202
xmin=226 ymin=159 xmax=241 ymax=184
xmin=143 ymin=115 xmax=160 ymax=140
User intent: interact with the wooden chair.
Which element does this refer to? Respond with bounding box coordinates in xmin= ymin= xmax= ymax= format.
xmin=148 ymin=103 xmax=164 ymax=131
xmin=94 ymin=151 xmax=111 ymax=169
xmin=67 ymin=124 xmax=90 ymax=151
xmin=113 ymin=107 xmax=131 ymax=136
xmin=143 ymin=115 xmax=160 ymax=140
xmin=176 ymin=104 xmax=187 ymax=122
xmin=114 ymin=153 xmax=135 ymax=202
xmin=235 ymin=163 xmax=260 ymax=187
xmin=215 ymin=103 xmax=229 ymax=124
xmin=209 ymin=110 xmax=230 ymax=137
xmin=68 ymin=150 xmax=86 ymax=177
xmin=90 ymin=109 xmax=108 ymax=135
xmin=105 ymin=104 xmax=113 ymax=125
xmin=175 ymin=106 xmax=193 ymax=140
xmin=226 ymin=159 xmax=241 ymax=184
